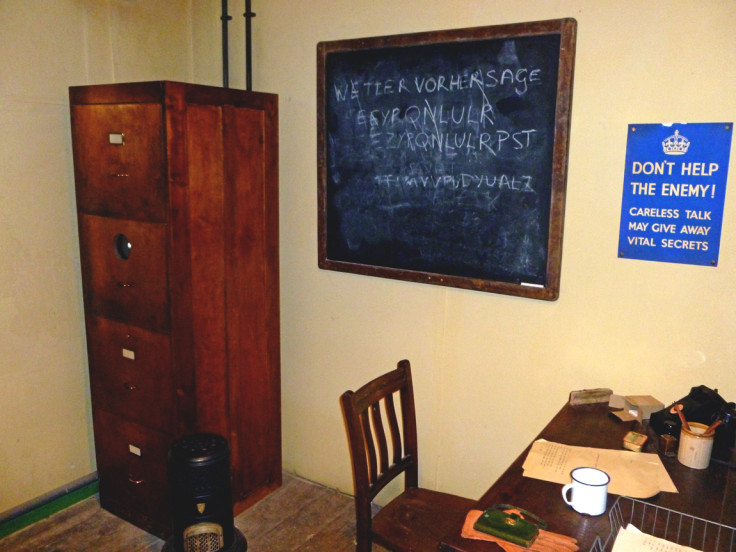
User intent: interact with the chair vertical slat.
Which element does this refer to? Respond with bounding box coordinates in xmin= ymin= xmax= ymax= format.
xmin=360 ymin=410 xmax=378 ymax=485
xmin=384 ymin=392 xmax=402 ymax=464
xmin=371 ymin=401 xmax=389 ymax=476
xmin=399 ymin=359 xmax=419 ymax=489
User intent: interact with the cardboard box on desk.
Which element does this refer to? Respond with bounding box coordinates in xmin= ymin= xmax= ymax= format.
xmin=610 ymin=395 xmax=664 ymax=422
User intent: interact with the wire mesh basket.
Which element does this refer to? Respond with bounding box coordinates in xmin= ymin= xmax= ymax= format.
xmin=589 ymin=496 xmax=736 ymax=552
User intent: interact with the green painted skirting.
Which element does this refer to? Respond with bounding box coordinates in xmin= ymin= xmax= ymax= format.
xmin=0 ymin=479 xmax=99 ymax=539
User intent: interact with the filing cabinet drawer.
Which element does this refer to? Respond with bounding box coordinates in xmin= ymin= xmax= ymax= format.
xmin=71 ymin=103 xmax=167 ymax=222
xmin=87 ymin=316 xmax=175 ymax=432
xmin=78 ymin=213 xmax=170 ymax=333
xmin=93 ymin=408 xmax=173 ymax=537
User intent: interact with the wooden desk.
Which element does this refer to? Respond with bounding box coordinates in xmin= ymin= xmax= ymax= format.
xmin=440 ymin=402 xmax=736 ymax=551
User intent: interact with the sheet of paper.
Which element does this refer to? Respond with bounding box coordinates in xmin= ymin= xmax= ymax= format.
xmin=611 ymin=524 xmax=701 ymax=551
xmin=522 ymin=439 xmax=677 ymax=498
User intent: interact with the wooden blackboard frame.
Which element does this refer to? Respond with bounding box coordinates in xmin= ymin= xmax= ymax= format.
xmin=317 ymin=18 xmax=576 ymax=300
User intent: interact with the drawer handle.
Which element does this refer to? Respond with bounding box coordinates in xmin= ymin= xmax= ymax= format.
xmin=117 ymin=281 xmax=136 ymax=288
xmin=128 ymin=475 xmax=145 ymax=485
xmin=123 ymin=382 xmax=138 ymax=391
xmin=109 ymin=172 xmax=129 ymax=177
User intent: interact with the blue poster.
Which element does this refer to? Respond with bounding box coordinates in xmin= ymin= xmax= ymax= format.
xmin=618 ymin=122 xmax=733 ymax=266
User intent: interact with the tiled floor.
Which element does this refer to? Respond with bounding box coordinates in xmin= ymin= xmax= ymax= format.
xmin=0 ymin=473 xmax=390 ymax=551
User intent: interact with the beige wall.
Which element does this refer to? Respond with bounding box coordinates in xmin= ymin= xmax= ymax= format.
xmin=0 ymin=0 xmax=198 ymax=514
xmin=2 ymin=0 xmax=735 ymax=516
xmin=255 ymin=0 xmax=736 ymax=501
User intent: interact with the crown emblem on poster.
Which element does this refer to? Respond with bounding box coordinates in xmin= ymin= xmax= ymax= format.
xmin=662 ymin=130 xmax=690 ymax=155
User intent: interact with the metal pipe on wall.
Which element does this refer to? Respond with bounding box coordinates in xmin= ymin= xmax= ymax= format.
xmin=244 ymin=0 xmax=254 ymax=91
xmin=221 ymin=0 xmax=232 ymax=88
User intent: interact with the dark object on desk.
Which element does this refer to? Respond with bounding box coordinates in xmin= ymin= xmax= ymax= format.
xmin=712 ymin=401 xmax=736 ymax=464
xmin=569 ymin=389 xmax=613 ymax=406
xmin=658 ymin=420 xmax=679 ymax=457
xmin=473 ymin=505 xmax=547 ymax=548
xmin=340 ymin=360 xmax=475 ymax=552
xmin=650 ymin=385 xmax=725 ymax=433
xmin=659 ymin=435 xmax=678 ymax=457
xmin=649 ymin=385 xmax=735 ymax=464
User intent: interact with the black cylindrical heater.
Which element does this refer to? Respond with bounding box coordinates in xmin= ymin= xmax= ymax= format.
xmin=165 ymin=433 xmax=247 ymax=552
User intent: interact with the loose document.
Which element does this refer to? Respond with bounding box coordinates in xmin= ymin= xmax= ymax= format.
xmin=611 ymin=524 xmax=701 ymax=552
xmin=522 ymin=440 xmax=677 ymax=498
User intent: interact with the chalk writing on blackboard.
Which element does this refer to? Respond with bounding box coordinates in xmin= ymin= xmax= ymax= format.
xmin=318 ymin=19 xmax=576 ymax=300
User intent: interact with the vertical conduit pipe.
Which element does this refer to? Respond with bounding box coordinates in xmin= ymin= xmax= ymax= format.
xmin=244 ymin=0 xmax=254 ymax=90
xmin=221 ymin=0 xmax=232 ymax=88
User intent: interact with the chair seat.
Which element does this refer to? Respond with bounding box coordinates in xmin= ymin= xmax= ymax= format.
xmin=371 ymin=487 xmax=475 ymax=552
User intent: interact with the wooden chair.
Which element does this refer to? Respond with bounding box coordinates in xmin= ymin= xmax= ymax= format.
xmin=340 ymin=359 xmax=475 ymax=552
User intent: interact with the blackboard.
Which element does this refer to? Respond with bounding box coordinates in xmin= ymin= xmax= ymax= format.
xmin=317 ymin=19 xmax=576 ymax=300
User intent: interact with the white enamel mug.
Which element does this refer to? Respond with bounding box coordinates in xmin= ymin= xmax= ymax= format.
xmin=561 ymin=467 xmax=610 ymax=516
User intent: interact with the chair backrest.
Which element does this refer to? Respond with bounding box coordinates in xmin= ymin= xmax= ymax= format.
xmin=340 ymin=359 xmax=419 ymax=506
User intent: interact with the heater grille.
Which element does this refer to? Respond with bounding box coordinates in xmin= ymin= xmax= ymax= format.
xmin=183 ymin=521 xmax=224 ymax=552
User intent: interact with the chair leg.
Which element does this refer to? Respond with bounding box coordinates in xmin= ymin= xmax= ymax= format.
xmin=354 ymin=498 xmax=372 ymax=552
xmin=356 ymin=536 xmax=372 ymax=552
xmin=355 ymin=522 xmax=372 ymax=552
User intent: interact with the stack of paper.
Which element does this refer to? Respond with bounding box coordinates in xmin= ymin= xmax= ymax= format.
xmin=522 ymin=440 xmax=677 ymax=498
xmin=611 ymin=524 xmax=701 ymax=551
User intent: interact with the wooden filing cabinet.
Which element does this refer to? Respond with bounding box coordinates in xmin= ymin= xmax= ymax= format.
xmin=69 ymin=81 xmax=281 ymax=537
